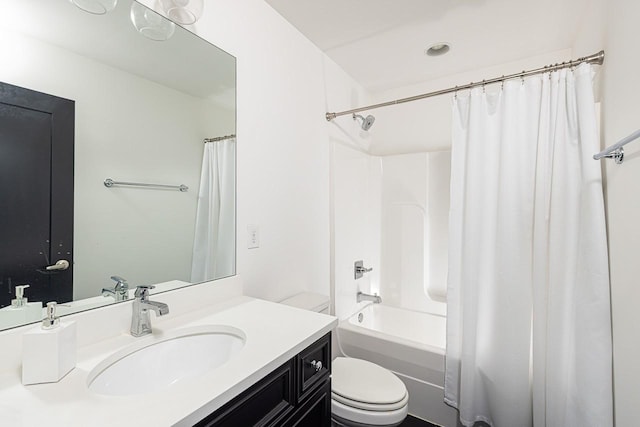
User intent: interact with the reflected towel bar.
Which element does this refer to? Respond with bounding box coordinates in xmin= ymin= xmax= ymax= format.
xmin=104 ymin=178 xmax=188 ymax=192
xmin=204 ymin=134 xmax=236 ymax=143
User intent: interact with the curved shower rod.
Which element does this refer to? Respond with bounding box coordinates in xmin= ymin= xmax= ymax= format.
xmin=325 ymin=50 xmax=605 ymax=122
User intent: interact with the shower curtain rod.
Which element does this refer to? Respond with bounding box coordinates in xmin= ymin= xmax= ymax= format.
xmin=325 ymin=50 xmax=605 ymax=122
xmin=204 ymin=134 xmax=236 ymax=143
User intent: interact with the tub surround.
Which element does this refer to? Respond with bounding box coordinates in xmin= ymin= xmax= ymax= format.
xmin=0 ymin=276 xmax=337 ymax=426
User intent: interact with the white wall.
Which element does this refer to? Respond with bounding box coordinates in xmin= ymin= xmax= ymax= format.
xmin=136 ymin=0 xmax=370 ymax=302
xmin=570 ymin=0 xmax=640 ymax=425
xmin=0 ymin=29 xmax=231 ymax=300
xmin=568 ymin=0 xmax=640 ymax=424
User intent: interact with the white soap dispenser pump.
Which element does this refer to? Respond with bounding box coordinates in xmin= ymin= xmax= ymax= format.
xmin=0 ymin=284 xmax=43 ymax=324
xmin=41 ymin=301 xmax=60 ymax=329
xmin=11 ymin=284 xmax=30 ymax=307
xmin=22 ymin=302 xmax=77 ymax=385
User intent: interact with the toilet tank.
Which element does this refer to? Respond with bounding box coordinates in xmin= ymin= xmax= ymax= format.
xmin=280 ymin=292 xmax=330 ymax=314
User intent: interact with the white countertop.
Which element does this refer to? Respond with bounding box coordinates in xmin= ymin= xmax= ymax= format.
xmin=0 ymin=296 xmax=337 ymax=427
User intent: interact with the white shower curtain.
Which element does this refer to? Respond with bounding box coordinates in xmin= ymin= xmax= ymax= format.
xmin=445 ymin=64 xmax=612 ymax=427
xmin=191 ymin=137 xmax=236 ymax=283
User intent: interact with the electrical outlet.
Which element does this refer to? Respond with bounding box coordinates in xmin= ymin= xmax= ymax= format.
xmin=247 ymin=225 xmax=259 ymax=249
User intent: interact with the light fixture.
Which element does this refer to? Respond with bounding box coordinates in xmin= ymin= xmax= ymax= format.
xmin=425 ymin=42 xmax=451 ymax=57
xmin=70 ymin=0 xmax=118 ymax=15
xmin=159 ymin=0 xmax=204 ymax=25
xmin=130 ymin=2 xmax=175 ymax=41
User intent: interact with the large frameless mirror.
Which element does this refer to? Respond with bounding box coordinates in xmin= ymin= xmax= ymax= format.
xmin=0 ymin=0 xmax=236 ymax=330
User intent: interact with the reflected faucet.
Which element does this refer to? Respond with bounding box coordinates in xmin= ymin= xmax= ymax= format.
xmin=357 ymin=291 xmax=382 ymax=304
xmin=130 ymin=285 xmax=169 ymax=337
xmin=102 ymin=275 xmax=129 ymax=301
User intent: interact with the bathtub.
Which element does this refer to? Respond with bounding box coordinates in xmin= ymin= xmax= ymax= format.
xmin=337 ymin=304 xmax=459 ymax=427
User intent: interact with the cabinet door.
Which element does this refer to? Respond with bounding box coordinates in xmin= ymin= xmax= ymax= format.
xmin=281 ymin=380 xmax=331 ymax=427
xmin=296 ymin=333 xmax=331 ymax=402
xmin=194 ymin=359 xmax=295 ymax=427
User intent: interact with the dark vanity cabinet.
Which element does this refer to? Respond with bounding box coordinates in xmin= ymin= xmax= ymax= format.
xmin=195 ymin=332 xmax=332 ymax=427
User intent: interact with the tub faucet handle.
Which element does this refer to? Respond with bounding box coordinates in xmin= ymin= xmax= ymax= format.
xmin=354 ymin=260 xmax=373 ymax=279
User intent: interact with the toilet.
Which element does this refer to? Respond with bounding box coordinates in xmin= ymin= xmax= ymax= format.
xmin=280 ymin=293 xmax=409 ymax=426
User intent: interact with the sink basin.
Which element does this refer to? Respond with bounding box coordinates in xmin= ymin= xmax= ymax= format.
xmin=87 ymin=325 xmax=245 ymax=396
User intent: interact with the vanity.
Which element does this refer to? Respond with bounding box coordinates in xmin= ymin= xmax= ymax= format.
xmin=0 ymin=276 xmax=337 ymax=426
xmin=196 ymin=332 xmax=332 ymax=426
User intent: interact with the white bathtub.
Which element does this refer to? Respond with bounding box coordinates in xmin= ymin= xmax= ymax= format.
xmin=337 ymin=304 xmax=459 ymax=427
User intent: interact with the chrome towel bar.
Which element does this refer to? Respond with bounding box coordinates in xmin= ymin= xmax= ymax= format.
xmin=104 ymin=178 xmax=188 ymax=192
xmin=593 ymin=129 xmax=640 ymax=165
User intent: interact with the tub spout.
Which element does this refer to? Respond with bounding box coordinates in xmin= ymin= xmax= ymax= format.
xmin=357 ymin=291 xmax=382 ymax=304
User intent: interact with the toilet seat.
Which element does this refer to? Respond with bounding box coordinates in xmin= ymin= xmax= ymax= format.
xmin=332 ymin=391 xmax=409 ymax=412
xmin=331 ymin=357 xmax=409 ymax=426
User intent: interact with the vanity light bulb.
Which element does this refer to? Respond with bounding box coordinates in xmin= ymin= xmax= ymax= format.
xmin=70 ymin=0 xmax=118 ymax=15
xmin=159 ymin=0 xmax=204 ymax=25
xmin=130 ymin=2 xmax=176 ymax=41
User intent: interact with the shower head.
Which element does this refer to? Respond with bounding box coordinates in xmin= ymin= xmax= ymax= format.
xmin=353 ymin=113 xmax=375 ymax=131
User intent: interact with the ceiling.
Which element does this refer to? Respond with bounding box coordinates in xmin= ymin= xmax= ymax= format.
xmin=265 ymin=0 xmax=591 ymax=93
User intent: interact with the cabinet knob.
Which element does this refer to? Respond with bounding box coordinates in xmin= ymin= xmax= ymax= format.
xmin=310 ymin=360 xmax=322 ymax=372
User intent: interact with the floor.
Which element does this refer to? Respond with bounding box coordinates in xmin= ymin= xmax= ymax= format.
xmin=399 ymin=415 xmax=439 ymax=427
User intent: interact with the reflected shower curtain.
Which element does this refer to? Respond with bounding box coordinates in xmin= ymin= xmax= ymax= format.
xmin=191 ymin=137 xmax=235 ymax=282
xmin=445 ymin=64 xmax=612 ymax=427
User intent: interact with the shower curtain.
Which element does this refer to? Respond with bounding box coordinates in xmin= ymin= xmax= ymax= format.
xmin=191 ymin=137 xmax=236 ymax=283
xmin=445 ymin=64 xmax=612 ymax=427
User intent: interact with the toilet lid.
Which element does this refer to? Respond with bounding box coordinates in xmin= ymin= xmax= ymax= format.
xmin=332 ymin=357 xmax=407 ymax=407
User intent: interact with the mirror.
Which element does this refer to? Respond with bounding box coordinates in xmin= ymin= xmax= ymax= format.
xmin=0 ymin=0 xmax=236 ymax=330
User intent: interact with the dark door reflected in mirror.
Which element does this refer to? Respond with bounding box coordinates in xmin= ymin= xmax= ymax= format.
xmin=0 ymin=0 xmax=236 ymax=329
xmin=0 ymin=82 xmax=74 ymax=308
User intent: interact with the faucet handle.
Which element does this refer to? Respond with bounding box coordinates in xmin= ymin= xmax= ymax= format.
xmin=110 ymin=276 xmax=129 ymax=291
xmin=134 ymin=285 xmax=155 ymax=299
xmin=110 ymin=275 xmax=128 ymax=284
xmin=354 ymin=260 xmax=373 ymax=279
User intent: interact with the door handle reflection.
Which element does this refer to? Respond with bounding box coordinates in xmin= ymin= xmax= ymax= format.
xmin=45 ymin=260 xmax=70 ymax=271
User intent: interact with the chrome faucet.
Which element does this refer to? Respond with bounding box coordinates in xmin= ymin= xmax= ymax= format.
xmin=102 ymin=275 xmax=129 ymax=301
xmin=130 ymin=285 xmax=169 ymax=337
xmin=357 ymin=291 xmax=382 ymax=304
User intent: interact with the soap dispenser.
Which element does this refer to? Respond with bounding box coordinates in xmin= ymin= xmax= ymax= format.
xmin=22 ymin=302 xmax=77 ymax=385
xmin=8 ymin=285 xmax=42 ymax=320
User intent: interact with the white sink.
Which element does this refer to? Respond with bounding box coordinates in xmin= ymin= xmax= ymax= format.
xmin=87 ymin=325 xmax=245 ymax=396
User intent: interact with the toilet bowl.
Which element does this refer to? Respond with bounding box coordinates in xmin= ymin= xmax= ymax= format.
xmin=280 ymin=293 xmax=409 ymax=427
